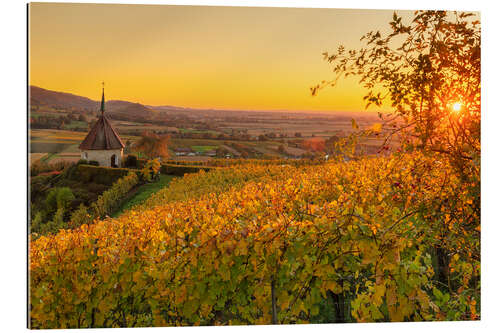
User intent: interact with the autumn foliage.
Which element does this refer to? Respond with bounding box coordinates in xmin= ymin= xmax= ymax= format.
xmin=134 ymin=131 xmax=171 ymax=159
xmin=29 ymin=153 xmax=479 ymax=328
xmin=301 ymin=138 xmax=326 ymax=152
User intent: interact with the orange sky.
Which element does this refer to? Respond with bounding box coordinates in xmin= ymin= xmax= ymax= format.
xmin=29 ymin=3 xmax=413 ymax=112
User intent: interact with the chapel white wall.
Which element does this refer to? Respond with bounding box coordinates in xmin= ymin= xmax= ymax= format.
xmin=80 ymin=149 xmax=123 ymax=167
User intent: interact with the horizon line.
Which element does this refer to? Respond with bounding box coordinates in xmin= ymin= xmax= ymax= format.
xmin=29 ymin=84 xmax=388 ymax=115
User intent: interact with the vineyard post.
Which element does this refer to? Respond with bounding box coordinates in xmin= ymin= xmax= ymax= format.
xmin=271 ymin=279 xmax=278 ymax=324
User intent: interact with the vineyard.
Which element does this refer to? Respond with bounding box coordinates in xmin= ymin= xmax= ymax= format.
xmin=29 ymin=152 xmax=480 ymax=328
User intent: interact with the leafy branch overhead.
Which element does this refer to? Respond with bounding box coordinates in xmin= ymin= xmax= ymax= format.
xmin=312 ymin=10 xmax=480 ymax=166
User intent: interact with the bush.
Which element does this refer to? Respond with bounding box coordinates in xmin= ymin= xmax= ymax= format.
xmin=51 ymin=207 xmax=65 ymax=229
xmin=44 ymin=187 xmax=75 ymax=215
xmin=136 ymin=158 xmax=148 ymax=169
xmin=88 ymin=160 xmax=99 ymax=166
xmin=140 ymin=159 xmax=161 ymax=182
xmin=56 ymin=187 xmax=75 ymax=210
xmin=69 ymin=204 xmax=93 ymax=229
xmin=34 ymin=207 xmax=65 ymax=236
xmin=30 ymin=174 xmax=55 ymax=203
xmin=30 ymin=211 xmax=44 ymax=234
xmin=124 ymin=154 xmax=138 ymax=168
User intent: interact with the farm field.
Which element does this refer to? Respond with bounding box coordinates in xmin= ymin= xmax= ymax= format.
xmin=29 ymin=105 xmax=389 ymax=165
xmin=30 ymin=125 xmax=389 ymax=165
xmin=191 ymin=145 xmax=218 ymax=153
xmin=114 ymin=122 xmax=178 ymax=134
xmin=169 ymin=138 xmax=290 ymax=159
xmin=29 ymin=129 xmax=140 ymax=164
xmin=170 ymin=155 xmax=213 ymax=162
xmin=30 ymin=129 xmax=85 ymax=162
xmin=29 ymin=153 xmax=48 ymax=163
xmin=219 ymin=120 xmax=354 ymax=137
xmin=179 ymin=128 xmax=219 ymax=135
xmin=30 ymin=111 xmax=65 ymax=118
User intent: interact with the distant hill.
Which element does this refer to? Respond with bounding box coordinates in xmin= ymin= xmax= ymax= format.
xmin=29 ymin=85 xmax=383 ymax=121
xmin=107 ymin=100 xmax=155 ymax=120
xmin=30 ymin=86 xmax=155 ymax=120
xmin=148 ymin=105 xmax=189 ymax=111
xmin=30 ymin=86 xmax=97 ymax=111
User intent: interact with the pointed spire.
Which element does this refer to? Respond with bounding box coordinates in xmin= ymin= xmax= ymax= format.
xmin=100 ymin=81 xmax=105 ymax=115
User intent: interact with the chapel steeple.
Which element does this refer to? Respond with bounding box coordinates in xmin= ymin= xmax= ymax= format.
xmin=100 ymin=82 xmax=105 ymax=114
xmin=79 ymin=83 xmax=125 ymax=167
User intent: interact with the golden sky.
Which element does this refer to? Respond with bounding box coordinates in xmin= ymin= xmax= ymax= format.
xmin=29 ymin=3 xmax=413 ymax=112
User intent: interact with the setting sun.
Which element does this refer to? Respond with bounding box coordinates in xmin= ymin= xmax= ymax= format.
xmin=452 ymin=102 xmax=462 ymax=112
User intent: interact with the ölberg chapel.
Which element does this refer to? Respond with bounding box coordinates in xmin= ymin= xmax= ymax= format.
xmin=79 ymin=86 xmax=125 ymax=167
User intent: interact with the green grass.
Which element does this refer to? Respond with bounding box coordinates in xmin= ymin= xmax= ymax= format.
xmin=111 ymin=175 xmax=175 ymax=217
xmin=178 ymin=128 xmax=220 ymax=135
xmin=64 ymin=121 xmax=87 ymax=130
xmin=132 ymin=151 xmax=148 ymax=159
xmin=191 ymin=145 xmax=218 ymax=153
xmin=40 ymin=153 xmax=56 ymax=163
xmin=30 ymin=142 xmax=76 ymax=154
xmin=30 ymin=111 xmax=65 ymax=118
xmin=60 ymin=144 xmax=81 ymax=153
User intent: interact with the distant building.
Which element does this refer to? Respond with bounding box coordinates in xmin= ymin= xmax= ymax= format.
xmin=205 ymin=150 xmax=217 ymax=157
xmin=174 ymin=147 xmax=192 ymax=156
xmin=79 ymin=85 xmax=125 ymax=167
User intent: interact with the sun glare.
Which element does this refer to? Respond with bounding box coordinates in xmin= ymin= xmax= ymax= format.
xmin=452 ymin=102 xmax=462 ymax=112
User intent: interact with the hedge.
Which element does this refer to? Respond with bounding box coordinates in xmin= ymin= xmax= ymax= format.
xmin=124 ymin=154 xmax=138 ymax=168
xmin=90 ymin=172 xmax=140 ymax=219
xmin=70 ymin=172 xmax=139 ymax=227
xmin=136 ymin=158 xmax=147 ymax=169
xmin=160 ymin=163 xmax=218 ymax=176
xmin=135 ymin=159 xmax=219 ymax=176
xmin=137 ymin=158 xmax=326 ymax=168
xmin=72 ymin=165 xmax=140 ymax=186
